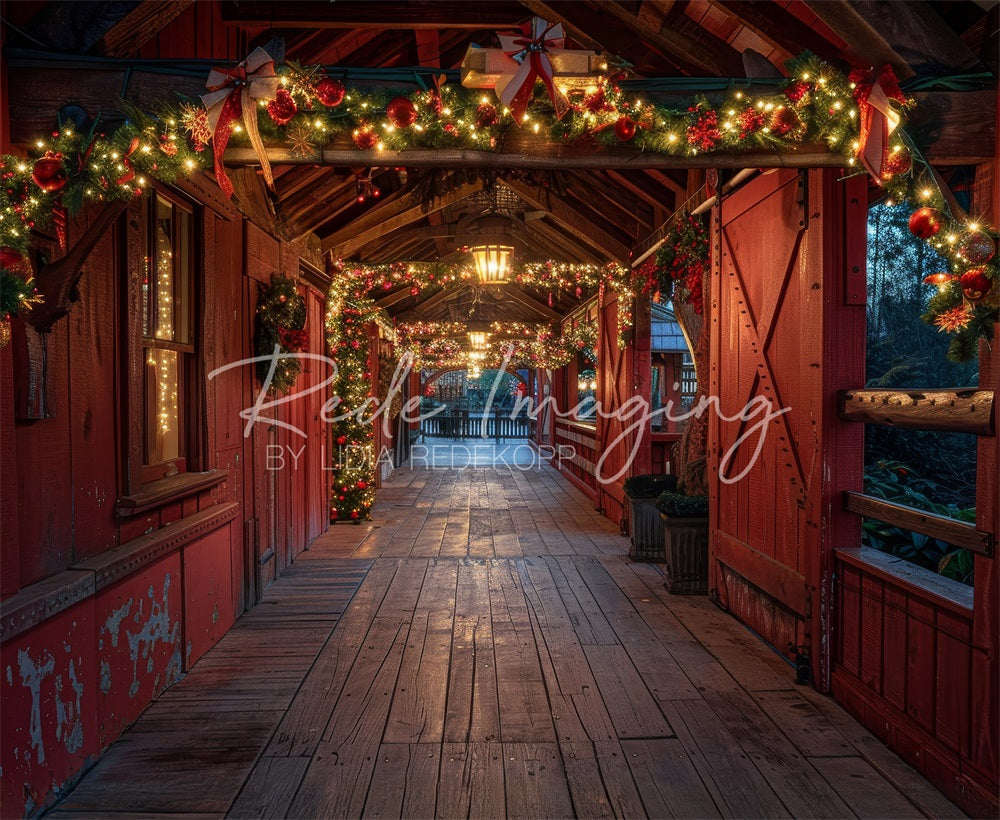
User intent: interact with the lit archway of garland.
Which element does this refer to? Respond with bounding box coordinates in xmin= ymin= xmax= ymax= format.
xmin=0 ymin=52 xmax=995 ymax=355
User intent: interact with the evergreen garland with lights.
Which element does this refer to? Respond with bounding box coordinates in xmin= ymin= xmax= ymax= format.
xmin=651 ymin=213 xmax=710 ymax=315
xmin=326 ymin=287 xmax=378 ymax=522
xmin=254 ymin=274 xmax=308 ymax=394
xmin=0 ymin=48 xmax=994 ymax=360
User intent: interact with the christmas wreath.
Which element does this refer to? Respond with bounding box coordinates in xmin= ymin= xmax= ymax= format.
xmin=254 ymin=274 xmax=308 ymax=393
xmin=651 ymin=213 xmax=710 ymax=315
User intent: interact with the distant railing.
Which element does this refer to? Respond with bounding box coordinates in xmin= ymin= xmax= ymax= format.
xmin=420 ymin=410 xmax=532 ymax=439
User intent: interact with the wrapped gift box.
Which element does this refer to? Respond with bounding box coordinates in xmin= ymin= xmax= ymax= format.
xmin=460 ymin=44 xmax=603 ymax=92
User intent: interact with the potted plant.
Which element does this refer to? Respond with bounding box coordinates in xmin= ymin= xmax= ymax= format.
xmin=623 ymin=473 xmax=678 ymax=560
xmin=656 ymin=489 xmax=709 ymax=594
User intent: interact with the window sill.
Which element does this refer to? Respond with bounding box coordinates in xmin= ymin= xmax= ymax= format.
xmin=117 ymin=469 xmax=226 ymax=517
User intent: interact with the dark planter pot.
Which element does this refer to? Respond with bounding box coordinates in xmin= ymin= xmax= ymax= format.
xmin=660 ymin=513 xmax=709 ymax=594
xmin=626 ymin=496 xmax=664 ymax=561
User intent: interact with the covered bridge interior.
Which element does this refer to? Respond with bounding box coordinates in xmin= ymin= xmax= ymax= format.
xmin=0 ymin=1 xmax=998 ymax=817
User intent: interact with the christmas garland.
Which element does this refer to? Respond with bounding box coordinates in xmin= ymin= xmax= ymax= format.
xmin=325 ymin=289 xmax=378 ymax=522
xmin=0 ymin=50 xmax=994 ymax=359
xmin=254 ymin=274 xmax=308 ymax=393
xmin=648 ymin=212 xmax=710 ymax=315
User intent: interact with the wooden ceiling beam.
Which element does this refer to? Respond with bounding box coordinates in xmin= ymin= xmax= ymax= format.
xmin=222 ymin=142 xmax=850 ymax=171
xmin=643 ymin=169 xmax=687 ymax=199
xmin=96 ymin=0 xmax=195 ymax=57
xmin=707 ymin=0 xmax=842 ymax=63
xmin=567 ymin=171 xmax=652 ymax=232
xmin=501 ymin=177 xmax=631 ymax=262
xmin=277 ymin=165 xmax=340 ymax=204
xmin=560 ymin=182 xmax=645 ymax=242
xmin=498 ymin=284 xmax=562 ymax=321
xmin=604 ymin=170 xmax=668 ymax=211
xmin=521 ymin=220 xmax=595 ymax=263
xmin=601 ymin=0 xmax=746 ymax=76
xmin=322 ymin=178 xmax=486 ymax=256
xmin=802 ymin=0 xmax=914 ymax=80
xmin=636 ymin=0 xmax=674 ymax=31
xmin=220 ymin=1 xmax=529 ymax=29
xmin=303 ymin=29 xmax=382 ymax=65
xmin=843 ymin=1 xmax=985 ymax=75
xmin=398 ymin=286 xmax=455 ymax=319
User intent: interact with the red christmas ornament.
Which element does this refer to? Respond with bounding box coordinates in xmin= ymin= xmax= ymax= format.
xmin=957 ymin=230 xmax=996 ymax=265
xmin=267 ymin=88 xmax=298 ymax=126
xmin=0 ymin=247 xmax=24 ymax=269
xmin=922 ymin=272 xmax=956 ymax=287
xmin=960 ymin=268 xmax=992 ymax=301
xmin=336 ymin=435 xmax=347 ymax=446
xmin=357 ymin=480 xmax=368 ymax=489
xmin=614 ymin=116 xmax=636 ymax=142
xmin=387 ymin=96 xmax=417 ymax=128
xmin=350 ymin=510 xmax=360 ymax=519
xmin=879 ymin=151 xmax=911 ymax=179
xmin=316 ymin=78 xmax=346 ymax=107
xmin=330 ymin=508 xmax=338 ymax=519
xmin=770 ymin=108 xmax=803 ymax=139
xmin=31 ymin=151 xmax=67 ymax=192
xmin=338 ymin=495 xmax=345 ymax=501
xmin=410 ymin=286 xmax=420 ymax=296
xmin=353 ymin=126 xmax=378 ymax=150
xmin=475 ymin=103 xmax=498 ymax=129
xmin=908 ymin=207 xmax=943 ymax=239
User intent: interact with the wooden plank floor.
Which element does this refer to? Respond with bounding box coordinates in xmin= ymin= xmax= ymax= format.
xmin=48 ymin=456 xmax=965 ymax=819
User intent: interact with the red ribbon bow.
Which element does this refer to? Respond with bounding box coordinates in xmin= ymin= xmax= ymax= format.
xmin=201 ymin=48 xmax=280 ymax=198
xmin=496 ymin=17 xmax=567 ymax=123
xmin=849 ymin=64 xmax=907 ymax=181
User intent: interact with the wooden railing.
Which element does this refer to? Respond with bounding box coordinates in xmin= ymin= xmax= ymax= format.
xmin=838 ymin=388 xmax=994 ymax=434
xmin=838 ymin=386 xmax=995 ymax=557
xmin=843 ymin=491 xmax=993 ymax=557
xmin=420 ymin=410 xmax=531 ymax=440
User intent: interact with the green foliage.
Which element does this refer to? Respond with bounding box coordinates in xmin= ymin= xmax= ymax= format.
xmin=0 ymin=269 xmax=37 ymax=318
xmin=866 ymin=203 xmax=978 ymax=509
xmin=861 ymin=460 xmax=975 ymax=586
xmin=254 ymin=274 xmax=307 ymax=394
xmin=326 ymin=294 xmax=378 ymax=522
xmin=656 ymin=490 xmax=709 ymax=518
xmin=624 ymin=473 xmax=678 ymax=499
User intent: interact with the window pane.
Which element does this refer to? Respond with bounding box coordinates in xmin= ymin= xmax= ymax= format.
xmin=175 ymin=206 xmax=192 ymax=345
xmin=149 ymin=196 xmax=194 ymax=345
xmin=151 ymin=196 xmax=174 ymax=341
xmin=144 ymin=347 xmax=181 ymax=464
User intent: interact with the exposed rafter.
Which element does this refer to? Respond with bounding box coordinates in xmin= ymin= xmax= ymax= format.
xmin=322 ymin=179 xmax=487 ymax=255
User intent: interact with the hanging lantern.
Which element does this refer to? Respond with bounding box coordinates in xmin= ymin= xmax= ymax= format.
xmin=463 ymin=214 xmax=514 ymax=284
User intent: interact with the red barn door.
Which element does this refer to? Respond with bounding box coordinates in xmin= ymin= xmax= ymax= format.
xmin=709 ymin=169 xmax=866 ymax=688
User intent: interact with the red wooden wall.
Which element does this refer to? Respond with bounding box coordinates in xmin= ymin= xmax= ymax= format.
xmin=830 ymin=151 xmax=999 ymax=816
xmin=707 ymin=168 xmax=867 ymax=682
xmin=1 ymin=125 xmax=330 ymax=820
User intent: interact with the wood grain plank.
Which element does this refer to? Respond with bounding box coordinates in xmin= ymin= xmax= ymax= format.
xmin=663 ymin=700 xmax=792 ymax=818
xmin=444 ymin=559 xmax=501 ymax=743
xmin=621 ymin=738 xmax=722 ymax=818
xmin=811 ymin=755 xmax=925 ymax=819
xmin=583 ymin=645 xmax=673 ymax=740
xmin=437 ymin=742 xmax=506 ymax=819
xmin=363 ymin=743 xmax=440 ymax=819
xmin=226 ymin=756 xmax=309 ymax=819
xmin=503 ymin=742 xmax=574 ymax=820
